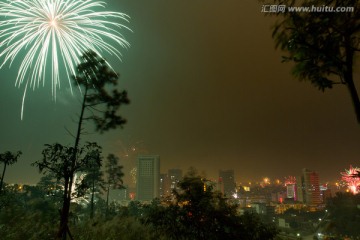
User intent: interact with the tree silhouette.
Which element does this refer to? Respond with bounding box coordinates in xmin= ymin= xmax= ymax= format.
xmin=264 ymin=0 xmax=360 ymax=123
xmin=0 ymin=151 xmax=22 ymax=194
xmin=81 ymin=154 xmax=103 ymax=219
xmin=103 ymin=153 xmax=124 ymax=217
xmin=55 ymin=50 xmax=129 ymax=239
xmin=32 ymin=142 xmax=102 ymax=240
xmin=37 ymin=173 xmax=63 ymax=200
xmin=326 ymin=192 xmax=360 ymax=236
xmin=143 ymin=169 xmax=278 ymax=240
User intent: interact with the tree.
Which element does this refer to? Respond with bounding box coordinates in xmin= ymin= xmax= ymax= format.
xmin=0 ymin=150 xmax=22 ymax=194
xmin=37 ymin=173 xmax=63 ymax=199
xmin=326 ymin=192 xmax=360 ymax=237
xmin=55 ymin=50 xmax=129 ymax=239
xmin=143 ymin=170 xmax=278 ymax=240
xmin=73 ymin=50 xmax=129 ymax=137
xmin=103 ymin=153 xmax=124 ymax=217
xmin=81 ymin=154 xmax=103 ymax=219
xmin=0 ymin=184 xmax=59 ymax=239
xmin=264 ymin=0 xmax=360 ymax=123
xmin=32 ymin=142 xmax=102 ymax=240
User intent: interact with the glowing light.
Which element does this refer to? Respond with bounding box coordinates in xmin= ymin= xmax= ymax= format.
xmin=0 ymin=0 xmax=130 ymax=117
xmin=129 ymin=192 xmax=135 ymax=200
xmin=263 ymin=177 xmax=270 ymax=183
xmin=341 ymin=165 xmax=360 ymax=194
xmin=50 ymin=19 xmax=57 ymax=27
xmin=130 ymin=167 xmax=137 ymax=184
xmin=260 ymin=177 xmax=270 ymax=187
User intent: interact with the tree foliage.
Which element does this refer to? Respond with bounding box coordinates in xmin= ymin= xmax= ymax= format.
xmin=264 ymin=0 xmax=360 ymax=123
xmin=326 ymin=192 xmax=360 ymax=237
xmin=103 ymin=153 xmax=124 ymax=215
xmin=0 ymin=151 xmax=22 ymax=194
xmin=73 ymin=50 xmax=130 ymax=133
xmin=32 ymin=142 xmax=102 ymax=239
xmin=0 ymin=184 xmax=59 ymax=239
xmin=49 ymin=50 xmax=129 ymax=239
xmin=33 ymin=143 xmax=101 ymax=188
xmin=81 ymin=153 xmax=103 ymax=219
xmin=142 ymin=170 xmax=278 ymax=240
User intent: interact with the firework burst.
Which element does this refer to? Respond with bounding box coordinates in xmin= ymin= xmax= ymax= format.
xmin=284 ymin=176 xmax=296 ymax=186
xmin=0 ymin=0 xmax=130 ymax=118
xmin=341 ymin=165 xmax=360 ymax=194
xmin=112 ymin=136 xmax=148 ymax=186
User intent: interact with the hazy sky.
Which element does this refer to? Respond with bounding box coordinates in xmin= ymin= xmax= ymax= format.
xmin=1 ymin=0 xmax=359 ymax=186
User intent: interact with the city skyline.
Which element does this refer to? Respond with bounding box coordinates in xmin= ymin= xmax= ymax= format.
xmin=0 ymin=0 xmax=359 ymax=186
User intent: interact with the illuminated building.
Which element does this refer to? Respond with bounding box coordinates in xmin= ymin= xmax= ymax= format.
xmin=286 ymin=184 xmax=296 ymax=199
xmin=251 ymin=202 xmax=267 ymax=214
xmin=136 ymin=155 xmax=160 ymax=201
xmin=168 ymin=169 xmax=182 ymax=189
xmin=159 ymin=173 xmax=168 ymax=197
xmin=284 ymin=176 xmax=297 ymax=200
xmin=300 ymin=168 xmax=322 ymax=205
xmin=219 ymin=169 xmax=236 ymax=197
xmin=320 ymin=184 xmax=332 ymax=203
xmin=159 ymin=169 xmax=183 ymax=197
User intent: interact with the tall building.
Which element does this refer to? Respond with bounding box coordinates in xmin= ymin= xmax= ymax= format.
xmin=286 ymin=184 xmax=296 ymax=199
xmin=168 ymin=168 xmax=183 ymax=191
xmin=284 ymin=176 xmax=297 ymax=200
xmin=300 ymin=168 xmax=322 ymax=205
xmin=159 ymin=173 xmax=169 ymax=198
xmin=219 ymin=169 xmax=236 ymax=197
xmin=136 ymin=155 xmax=160 ymax=201
xmin=159 ymin=169 xmax=183 ymax=197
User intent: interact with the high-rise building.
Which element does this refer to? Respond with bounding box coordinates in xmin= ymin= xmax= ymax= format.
xmin=300 ymin=168 xmax=322 ymax=205
xmin=286 ymin=184 xmax=296 ymax=199
xmin=219 ymin=169 xmax=236 ymax=197
xmin=168 ymin=168 xmax=183 ymax=191
xmin=284 ymin=176 xmax=297 ymax=200
xmin=159 ymin=169 xmax=183 ymax=197
xmin=136 ymin=155 xmax=160 ymax=201
xmin=159 ymin=173 xmax=169 ymax=198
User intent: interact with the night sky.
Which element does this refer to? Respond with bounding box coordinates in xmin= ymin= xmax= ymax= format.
xmin=1 ymin=0 xmax=359 ymax=186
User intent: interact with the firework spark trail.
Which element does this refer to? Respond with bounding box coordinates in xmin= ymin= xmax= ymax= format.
xmin=115 ymin=137 xmax=148 ymax=185
xmin=284 ymin=176 xmax=296 ymax=186
xmin=341 ymin=165 xmax=360 ymax=194
xmin=0 ymin=0 xmax=131 ymax=118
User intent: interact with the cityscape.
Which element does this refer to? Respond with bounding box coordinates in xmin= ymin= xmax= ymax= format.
xmin=2 ymin=154 xmax=359 ymax=239
xmin=129 ymin=155 xmax=357 ymax=205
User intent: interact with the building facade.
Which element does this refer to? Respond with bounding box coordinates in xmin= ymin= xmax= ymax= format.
xmin=160 ymin=169 xmax=183 ymax=197
xmin=300 ymin=168 xmax=322 ymax=205
xmin=219 ymin=169 xmax=236 ymax=197
xmin=136 ymin=155 xmax=160 ymax=201
xmin=168 ymin=168 xmax=183 ymax=192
